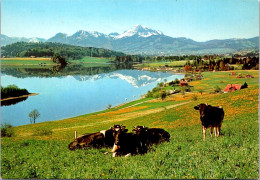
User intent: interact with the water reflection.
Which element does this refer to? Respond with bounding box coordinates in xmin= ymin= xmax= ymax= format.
xmin=1 ymin=96 xmax=28 ymax=106
xmin=1 ymin=64 xmax=184 ymax=127
xmin=1 ymin=63 xmax=133 ymax=78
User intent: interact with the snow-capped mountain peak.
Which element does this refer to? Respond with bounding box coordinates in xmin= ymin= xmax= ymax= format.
xmin=114 ymin=24 xmax=163 ymax=39
xmin=73 ymin=30 xmax=105 ymax=38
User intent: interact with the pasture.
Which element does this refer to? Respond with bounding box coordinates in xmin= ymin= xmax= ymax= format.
xmin=1 ymin=70 xmax=259 ymax=179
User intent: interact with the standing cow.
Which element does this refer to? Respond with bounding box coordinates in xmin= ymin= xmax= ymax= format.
xmin=68 ymin=125 xmax=122 ymax=150
xmin=194 ymin=103 xmax=224 ymax=140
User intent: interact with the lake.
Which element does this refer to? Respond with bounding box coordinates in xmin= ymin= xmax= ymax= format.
xmin=1 ymin=65 xmax=184 ymax=126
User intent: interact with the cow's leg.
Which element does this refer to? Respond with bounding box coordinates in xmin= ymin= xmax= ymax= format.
xmin=112 ymin=144 xmax=118 ymax=153
xmin=202 ymin=126 xmax=206 ymax=140
xmin=112 ymin=152 xmax=117 ymax=157
xmin=214 ymin=127 xmax=217 ymax=137
xmin=210 ymin=127 xmax=213 ymax=137
xmin=125 ymin=153 xmax=131 ymax=157
xmin=217 ymin=126 xmax=221 ymax=137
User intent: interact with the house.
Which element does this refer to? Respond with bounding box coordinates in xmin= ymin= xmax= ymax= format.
xmin=245 ymin=74 xmax=254 ymax=78
xmin=231 ymin=72 xmax=236 ymax=75
xmin=223 ymin=84 xmax=242 ymax=93
xmin=30 ymin=56 xmax=35 ymax=58
xmin=180 ymin=79 xmax=188 ymax=87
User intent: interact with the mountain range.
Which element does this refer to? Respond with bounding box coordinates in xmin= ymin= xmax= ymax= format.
xmin=1 ymin=25 xmax=259 ymax=55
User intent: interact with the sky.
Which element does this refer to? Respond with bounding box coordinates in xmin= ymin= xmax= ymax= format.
xmin=1 ymin=0 xmax=259 ymax=42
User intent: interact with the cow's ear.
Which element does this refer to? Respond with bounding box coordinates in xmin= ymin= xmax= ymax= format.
xmin=194 ymin=106 xmax=199 ymax=110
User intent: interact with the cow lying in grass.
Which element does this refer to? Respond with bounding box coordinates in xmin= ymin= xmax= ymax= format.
xmin=194 ymin=103 xmax=224 ymax=140
xmin=68 ymin=125 xmax=122 ymax=150
xmin=111 ymin=125 xmax=170 ymax=157
xmin=111 ymin=126 xmax=139 ymax=157
xmin=133 ymin=126 xmax=170 ymax=154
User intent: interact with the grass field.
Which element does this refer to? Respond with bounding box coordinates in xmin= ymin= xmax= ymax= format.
xmin=1 ymin=70 xmax=259 ymax=179
xmin=1 ymin=57 xmax=55 ymax=66
xmin=1 ymin=56 xmax=111 ymax=66
xmin=136 ymin=60 xmax=194 ymax=68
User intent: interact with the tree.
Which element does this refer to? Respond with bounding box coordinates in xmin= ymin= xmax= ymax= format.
xmin=29 ymin=109 xmax=40 ymax=124
xmin=160 ymin=90 xmax=167 ymax=100
xmin=52 ymin=54 xmax=67 ymax=66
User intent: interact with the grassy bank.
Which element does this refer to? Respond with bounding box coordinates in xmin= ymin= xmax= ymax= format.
xmin=1 ymin=56 xmax=111 ymax=67
xmin=1 ymin=70 xmax=259 ymax=179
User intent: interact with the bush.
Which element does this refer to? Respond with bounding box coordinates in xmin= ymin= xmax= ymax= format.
xmin=153 ymin=93 xmax=160 ymax=98
xmin=1 ymin=123 xmax=14 ymax=137
xmin=146 ymin=91 xmax=153 ymax=98
xmin=160 ymin=90 xmax=167 ymax=100
xmin=191 ymin=94 xmax=199 ymax=101
xmin=152 ymin=86 xmax=161 ymax=93
xmin=214 ymin=86 xmax=222 ymax=93
xmin=34 ymin=128 xmax=52 ymax=136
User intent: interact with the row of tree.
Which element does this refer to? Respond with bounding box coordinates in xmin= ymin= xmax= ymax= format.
xmin=1 ymin=42 xmax=125 ymax=59
xmin=184 ymin=56 xmax=259 ymax=71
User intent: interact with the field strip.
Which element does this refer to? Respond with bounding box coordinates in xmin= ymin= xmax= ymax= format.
xmin=53 ymin=101 xmax=191 ymax=132
xmin=113 ymin=99 xmax=154 ymax=110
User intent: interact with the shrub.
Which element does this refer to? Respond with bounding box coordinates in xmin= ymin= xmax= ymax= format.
xmin=107 ymin=104 xmax=112 ymax=109
xmin=152 ymin=86 xmax=161 ymax=93
xmin=153 ymin=92 xmax=160 ymax=98
xmin=191 ymin=94 xmax=199 ymax=101
xmin=1 ymin=123 xmax=14 ymax=137
xmin=160 ymin=90 xmax=167 ymax=100
xmin=214 ymin=86 xmax=222 ymax=93
xmin=146 ymin=91 xmax=153 ymax=98
xmin=34 ymin=128 xmax=52 ymax=136
xmin=198 ymin=89 xmax=204 ymax=95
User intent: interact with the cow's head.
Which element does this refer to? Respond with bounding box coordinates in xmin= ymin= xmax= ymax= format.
xmin=113 ymin=126 xmax=128 ymax=146
xmin=194 ymin=103 xmax=208 ymax=118
xmin=132 ymin=125 xmax=148 ymax=134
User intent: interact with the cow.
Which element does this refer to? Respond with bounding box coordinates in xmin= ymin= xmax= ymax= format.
xmin=194 ymin=103 xmax=224 ymax=140
xmin=68 ymin=125 xmax=122 ymax=150
xmin=111 ymin=126 xmax=139 ymax=157
xmin=132 ymin=126 xmax=170 ymax=153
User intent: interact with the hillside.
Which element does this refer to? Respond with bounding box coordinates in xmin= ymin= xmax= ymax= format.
xmin=1 ymin=70 xmax=258 ymax=179
xmin=1 ymin=42 xmax=125 ymax=59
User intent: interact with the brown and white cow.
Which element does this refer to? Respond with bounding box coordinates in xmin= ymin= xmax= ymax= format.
xmin=68 ymin=125 xmax=122 ymax=150
xmin=194 ymin=103 xmax=224 ymax=140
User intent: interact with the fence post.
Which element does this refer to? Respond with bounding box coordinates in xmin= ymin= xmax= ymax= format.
xmin=74 ymin=131 xmax=77 ymax=139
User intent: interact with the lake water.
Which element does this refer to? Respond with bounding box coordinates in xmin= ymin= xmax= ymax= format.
xmin=1 ymin=65 xmax=184 ymax=126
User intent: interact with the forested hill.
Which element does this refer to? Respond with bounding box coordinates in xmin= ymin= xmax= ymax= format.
xmin=1 ymin=42 xmax=125 ymax=59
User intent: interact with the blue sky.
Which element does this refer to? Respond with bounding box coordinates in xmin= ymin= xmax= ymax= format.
xmin=1 ymin=0 xmax=259 ymax=41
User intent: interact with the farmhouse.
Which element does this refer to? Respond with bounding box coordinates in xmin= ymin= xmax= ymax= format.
xmin=223 ymin=83 xmax=248 ymax=93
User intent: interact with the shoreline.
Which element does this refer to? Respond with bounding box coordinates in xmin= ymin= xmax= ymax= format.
xmin=1 ymin=93 xmax=38 ymax=102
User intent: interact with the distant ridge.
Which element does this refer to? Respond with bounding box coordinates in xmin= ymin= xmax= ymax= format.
xmin=1 ymin=25 xmax=259 ymax=55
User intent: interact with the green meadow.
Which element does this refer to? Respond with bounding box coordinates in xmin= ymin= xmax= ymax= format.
xmin=1 ymin=70 xmax=259 ymax=179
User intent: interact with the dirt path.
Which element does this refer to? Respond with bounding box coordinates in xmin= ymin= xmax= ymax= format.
xmin=53 ymin=101 xmax=191 ymax=132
